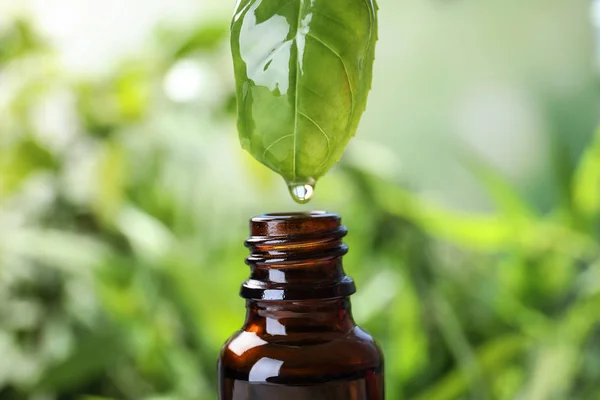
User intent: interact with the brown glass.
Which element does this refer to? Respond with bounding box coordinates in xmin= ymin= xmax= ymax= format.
xmin=218 ymin=212 xmax=384 ymax=400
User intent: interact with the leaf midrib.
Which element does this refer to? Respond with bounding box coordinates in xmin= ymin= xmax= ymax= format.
xmin=292 ymin=0 xmax=305 ymax=180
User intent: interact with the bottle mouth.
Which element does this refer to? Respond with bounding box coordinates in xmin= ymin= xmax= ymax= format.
xmin=254 ymin=211 xmax=329 ymax=218
xmin=241 ymin=211 xmax=355 ymax=301
xmin=250 ymin=211 xmax=341 ymax=237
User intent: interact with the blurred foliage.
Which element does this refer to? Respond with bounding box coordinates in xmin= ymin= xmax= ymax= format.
xmin=1 ymin=11 xmax=600 ymax=400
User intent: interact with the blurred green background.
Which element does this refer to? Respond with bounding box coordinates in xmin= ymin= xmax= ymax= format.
xmin=1 ymin=0 xmax=599 ymax=399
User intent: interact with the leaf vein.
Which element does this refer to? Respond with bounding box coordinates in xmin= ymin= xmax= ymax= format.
xmin=298 ymin=111 xmax=331 ymax=161
xmin=312 ymin=10 xmax=347 ymax=29
xmin=305 ymin=32 xmax=354 ymax=112
xmin=301 ymin=83 xmax=324 ymax=98
xmin=262 ymin=134 xmax=295 ymax=159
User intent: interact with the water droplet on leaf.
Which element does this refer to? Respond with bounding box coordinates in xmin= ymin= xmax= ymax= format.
xmin=287 ymin=180 xmax=315 ymax=204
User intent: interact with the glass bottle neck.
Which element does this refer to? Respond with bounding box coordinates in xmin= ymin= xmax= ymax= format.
xmin=241 ymin=212 xmax=356 ymax=301
xmin=243 ymin=298 xmax=356 ymax=337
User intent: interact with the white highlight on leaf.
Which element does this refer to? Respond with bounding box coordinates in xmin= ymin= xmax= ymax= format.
xmin=239 ymin=0 xmax=292 ymax=94
xmin=296 ymin=13 xmax=312 ymax=74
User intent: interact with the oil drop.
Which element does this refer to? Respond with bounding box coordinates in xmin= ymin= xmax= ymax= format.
xmin=287 ymin=180 xmax=315 ymax=204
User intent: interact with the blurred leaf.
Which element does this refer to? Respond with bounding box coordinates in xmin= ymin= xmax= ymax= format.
xmin=170 ymin=23 xmax=229 ymax=58
xmin=573 ymin=127 xmax=600 ymax=221
xmin=353 ymin=269 xmax=401 ymax=323
xmin=459 ymin=146 xmax=534 ymax=220
xmin=386 ymin=273 xmax=428 ymax=385
xmin=76 ymin=65 xmax=152 ymax=137
xmin=414 ymin=334 xmax=529 ymax=400
xmin=115 ymin=64 xmax=152 ymax=121
xmin=36 ymin=329 xmax=123 ymax=392
xmin=80 ymin=397 xmax=114 ymax=400
xmin=0 ymin=138 xmax=56 ymax=197
xmin=520 ymin=293 xmax=600 ymax=400
xmin=522 ymin=343 xmax=578 ymax=400
xmin=367 ymin=175 xmax=512 ymax=250
xmin=430 ymin=290 xmax=490 ymax=400
xmin=0 ymin=229 xmax=108 ymax=274
xmin=94 ymin=141 xmax=127 ymax=222
xmin=0 ymin=19 xmax=45 ymax=63
xmin=365 ymin=174 xmax=597 ymax=256
xmin=115 ymin=206 xmax=175 ymax=262
xmin=549 ymin=129 xmax=577 ymax=217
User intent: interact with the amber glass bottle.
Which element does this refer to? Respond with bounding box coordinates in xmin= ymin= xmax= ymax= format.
xmin=218 ymin=212 xmax=384 ymax=400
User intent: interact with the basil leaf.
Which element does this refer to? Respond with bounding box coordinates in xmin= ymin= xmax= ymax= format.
xmin=231 ymin=0 xmax=378 ymax=185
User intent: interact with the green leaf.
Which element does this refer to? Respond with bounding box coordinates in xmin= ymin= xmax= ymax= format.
xmin=230 ymin=0 xmax=378 ymax=184
xmin=170 ymin=23 xmax=229 ymax=57
xmin=0 ymin=19 xmax=45 ymax=63
xmin=573 ymin=127 xmax=600 ymax=220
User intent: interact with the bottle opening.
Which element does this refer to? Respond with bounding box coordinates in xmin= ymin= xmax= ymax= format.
xmin=255 ymin=211 xmax=328 ymax=217
xmin=250 ymin=211 xmax=342 ymax=238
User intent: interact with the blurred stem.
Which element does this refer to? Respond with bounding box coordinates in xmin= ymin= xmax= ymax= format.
xmin=428 ymin=288 xmax=491 ymax=400
xmin=549 ymin=131 xmax=576 ymax=225
xmin=108 ymin=364 xmax=151 ymax=400
xmin=571 ymin=126 xmax=600 ymax=233
xmin=414 ymin=334 xmax=528 ymax=400
xmin=521 ymin=293 xmax=600 ymax=399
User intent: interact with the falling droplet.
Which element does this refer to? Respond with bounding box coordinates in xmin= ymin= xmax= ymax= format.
xmin=287 ymin=180 xmax=315 ymax=204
